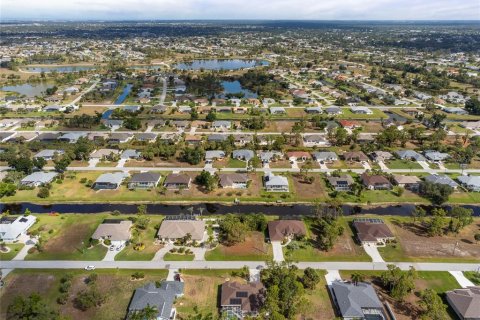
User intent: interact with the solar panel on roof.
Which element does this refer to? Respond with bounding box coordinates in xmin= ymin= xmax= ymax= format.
xmin=236 ymin=291 xmax=248 ymax=298
xmin=230 ymin=298 xmax=242 ymax=305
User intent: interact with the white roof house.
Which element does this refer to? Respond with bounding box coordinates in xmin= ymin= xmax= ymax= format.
xmin=20 ymin=172 xmax=58 ymax=187
xmin=350 ymin=106 xmax=373 ymax=115
xmin=0 ymin=215 xmax=37 ymax=242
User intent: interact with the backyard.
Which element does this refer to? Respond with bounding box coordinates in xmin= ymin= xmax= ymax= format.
xmin=205 ymin=231 xmax=272 ymax=261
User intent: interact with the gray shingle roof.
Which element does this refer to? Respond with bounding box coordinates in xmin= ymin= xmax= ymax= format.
xmin=331 ymin=281 xmax=384 ymax=318
xmin=425 ymin=174 xmax=458 ymax=188
xmin=129 ymin=282 xmax=184 ymax=319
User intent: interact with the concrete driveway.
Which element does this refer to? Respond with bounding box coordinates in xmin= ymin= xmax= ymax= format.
xmin=272 ymin=241 xmax=284 ymax=262
xmin=362 ymin=244 xmax=385 ymax=263
xmin=324 ymin=270 xmax=342 ymax=285
xmin=88 ymin=159 xmax=99 ymax=168
xmin=449 ymin=271 xmax=475 ymax=288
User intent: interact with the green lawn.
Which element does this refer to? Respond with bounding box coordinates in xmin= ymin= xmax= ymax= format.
xmin=226 ymin=158 xmax=247 ymax=168
xmin=205 ymin=246 xmax=272 ymax=261
xmin=464 ymin=271 xmax=480 ymax=285
xmin=386 ymin=159 xmax=422 ymax=170
xmin=163 ymin=253 xmax=195 ymax=261
xmin=115 ymin=216 xmax=164 ymax=261
xmin=0 ymin=243 xmax=24 ymax=261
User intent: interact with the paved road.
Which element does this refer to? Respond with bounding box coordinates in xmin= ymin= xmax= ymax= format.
xmin=159 ymin=77 xmax=167 ymax=104
xmin=1 ymin=260 xmax=479 ymax=272
xmin=70 ymin=80 xmax=100 ymax=105
xmin=2 ymin=165 xmax=477 ymax=175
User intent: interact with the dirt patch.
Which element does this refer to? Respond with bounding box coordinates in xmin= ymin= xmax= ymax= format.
xmin=389 ymin=219 xmax=480 ymax=260
xmin=218 ymin=232 xmax=269 ymax=256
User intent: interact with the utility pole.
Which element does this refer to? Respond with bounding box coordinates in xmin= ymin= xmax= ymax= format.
xmin=452 ymin=241 xmax=459 ymax=256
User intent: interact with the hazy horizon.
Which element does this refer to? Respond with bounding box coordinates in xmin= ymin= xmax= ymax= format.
xmin=1 ymin=0 xmax=479 ymax=21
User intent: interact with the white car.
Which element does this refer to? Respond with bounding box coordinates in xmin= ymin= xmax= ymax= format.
xmin=84 ymin=265 xmax=96 ymax=271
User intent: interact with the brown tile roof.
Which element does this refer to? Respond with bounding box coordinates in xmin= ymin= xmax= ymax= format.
xmin=268 ymin=220 xmax=306 ymax=242
xmin=218 ymin=173 xmax=249 ymax=188
xmin=157 ymin=220 xmax=205 ymax=241
xmin=220 ymin=282 xmax=264 ymax=313
xmin=353 ymin=220 xmax=394 ymax=243
xmin=164 ymin=173 xmax=191 ymax=185
xmin=361 ymin=173 xmax=391 ymax=187
xmin=343 ymin=151 xmax=369 ymax=161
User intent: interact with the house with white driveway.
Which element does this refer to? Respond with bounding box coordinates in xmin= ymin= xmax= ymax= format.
xmin=0 ymin=215 xmax=37 ymax=242
xmin=91 ymin=219 xmax=133 ymax=246
xmin=20 ymin=172 xmax=58 ymax=187
xmin=93 ymin=172 xmax=129 ymax=190
xmin=457 ymin=175 xmax=480 ymax=192
xmin=218 ymin=173 xmax=249 ymax=189
xmin=264 ymin=172 xmax=289 ymax=192
xmin=157 ymin=219 xmax=206 ymax=242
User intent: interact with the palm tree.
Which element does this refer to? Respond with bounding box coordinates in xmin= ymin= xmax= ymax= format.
xmin=351 ymin=273 xmax=364 ymax=286
xmin=141 ymin=304 xmax=158 ymax=320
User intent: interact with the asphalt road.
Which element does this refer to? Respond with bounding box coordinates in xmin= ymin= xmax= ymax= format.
xmin=1 ymin=260 xmax=479 ymax=272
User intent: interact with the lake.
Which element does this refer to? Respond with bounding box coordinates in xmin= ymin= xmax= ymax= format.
xmin=174 ymin=59 xmax=269 ymax=71
xmin=219 ymin=80 xmax=257 ymax=98
xmin=114 ymin=84 xmax=133 ymax=104
xmin=0 ymin=82 xmax=54 ymax=97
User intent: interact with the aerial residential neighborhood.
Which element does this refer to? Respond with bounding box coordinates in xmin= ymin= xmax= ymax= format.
xmin=0 ymin=3 xmax=479 ymax=320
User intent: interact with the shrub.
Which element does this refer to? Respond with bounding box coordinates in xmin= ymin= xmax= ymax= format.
xmin=103 ymin=239 xmax=111 ymax=246
xmin=59 ymin=281 xmax=71 ymax=293
xmin=131 ymin=272 xmax=145 ymax=280
xmin=112 ymin=210 xmax=121 ymax=216
xmin=37 ymin=187 xmax=50 ymax=198
xmin=75 ymin=288 xmax=105 ymax=311
xmin=57 ymin=293 xmax=69 ymax=305
xmin=133 ymin=243 xmax=145 ymax=251
xmin=80 ymin=177 xmax=87 ymax=183
xmin=86 ymin=273 xmax=98 ymax=285
xmin=89 ymin=238 xmax=99 ymax=246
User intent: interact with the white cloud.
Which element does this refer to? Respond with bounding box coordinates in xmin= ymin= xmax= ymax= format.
xmin=1 ymin=0 xmax=479 ymax=20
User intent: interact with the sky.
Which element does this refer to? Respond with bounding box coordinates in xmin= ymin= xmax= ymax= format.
xmin=1 ymin=0 xmax=479 ymax=21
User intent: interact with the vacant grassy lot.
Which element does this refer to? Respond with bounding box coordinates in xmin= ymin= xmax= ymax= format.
xmin=298 ymin=270 xmax=336 ymax=320
xmin=0 ymin=269 xmax=168 ymax=320
xmin=291 ymin=173 xmax=329 ymax=201
xmin=284 ymin=217 xmax=370 ymax=262
xmin=378 ymin=216 xmax=480 ymax=263
xmin=205 ymin=231 xmax=272 ymax=261
xmin=176 ymin=269 xmax=247 ymax=319
xmin=0 ymin=243 xmax=24 ymax=261
xmin=464 ymin=271 xmax=480 ymax=285
xmin=25 ymin=214 xmax=108 ymax=261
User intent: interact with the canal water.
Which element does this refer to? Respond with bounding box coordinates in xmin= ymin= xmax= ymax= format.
xmin=23 ymin=65 xmax=97 ymax=73
xmin=1 ymin=203 xmax=479 ymax=217
xmin=218 ymin=80 xmax=257 ymax=98
xmin=0 ymin=82 xmax=54 ymax=97
xmin=114 ymin=84 xmax=133 ymax=104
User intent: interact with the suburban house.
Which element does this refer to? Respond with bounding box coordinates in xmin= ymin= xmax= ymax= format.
xmin=208 ymin=134 xmax=228 ymax=143
xmin=121 ymin=149 xmax=142 ymax=160
xmin=425 ymin=174 xmax=458 ymax=189
xmin=128 ymin=281 xmax=184 ymax=320
xmin=108 ymin=133 xmax=133 ymax=144
xmin=324 ymin=106 xmax=342 ymax=115
xmin=233 ymin=134 xmax=253 ymax=146
xmin=258 ymin=151 xmax=283 ymax=163
xmin=370 ymin=151 xmax=393 ymax=162
xmin=361 ymin=173 xmax=392 ymax=190
xmin=457 ymin=175 xmax=480 ymax=192
xmin=327 ymin=175 xmax=355 ymax=191
xmin=20 ymin=172 xmax=58 ymax=187
xmin=90 ymin=149 xmax=120 ymax=160
xmin=34 ymin=149 xmax=64 ymax=161
xmin=343 ymin=151 xmax=369 ymax=162
xmin=220 ymin=281 xmax=265 ymax=320
xmin=134 ymin=133 xmax=157 ymax=143
xmin=312 ymin=151 xmax=338 ymax=163
xmin=34 ymin=132 xmax=60 ymax=142
xmin=232 ymin=149 xmax=254 ymax=162
xmin=128 ymin=172 xmax=162 ymax=189
xmin=163 ymin=174 xmax=192 ymax=190
xmin=93 ymin=172 xmax=129 ymax=190
xmin=350 ymin=106 xmax=373 ymax=115
xmin=0 ymin=215 xmax=37 ymax=242
xmin=91 ymin=219 xmax=133 ymax=246
xmin=303 ymin=134 xmax=331 ymax=147
xmin=212 ymin=120 xmax=232 ymax=131
xmin=205 ymin=150 xmax=226 ymax=161
xmin=264 ymin=172 xmax=289 ymax=192
xmin=396 ymin=150 xmax=426 ymax=162
xmin=286 ymin=151 xmax=311 ymax=162
xmin=305 ymin=106 xmax=322 ymax=114
xmin=267 ymin=220 xmax=306 ymax=242
xmin=392 ymin=175 xmax=421 ymax=191
xmin=339 ymin=120 xmax=361 ymax=129
xmin=446 ymin=286 xmax=480 ymax=320
xmin=58 ymin=132 xmax=86 ymax=143
xmin=331 ymin=281 xmax=386 ymax=320
xmin=270 ymin=107 xmax=286 ymax=114
xmin=102 ymin=119 xmax=123 ymax=129
xmin=424 ymin=151 xmax=449 ymax=162
xmin=157 ymin=219 xmax=206 ymax=242
xmin=218 ymin=173 xmax=249 ymax=189
xmin=353 ymin=218 xmax=395 ymax=245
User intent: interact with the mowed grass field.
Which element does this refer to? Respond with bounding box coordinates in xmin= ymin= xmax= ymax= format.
xmin=0 ymin=243 xmax=25 ymax=261
xmin=0 ymin=269 xmax=168 ymax=320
